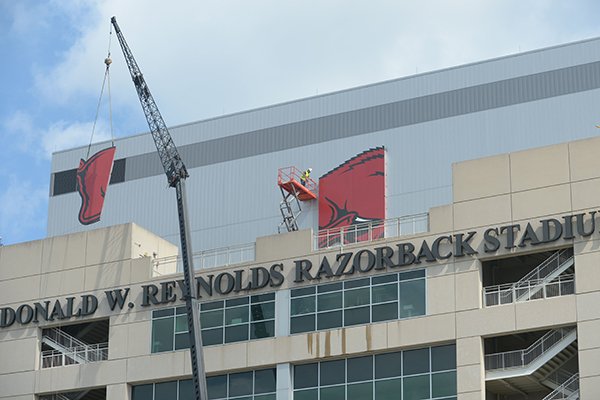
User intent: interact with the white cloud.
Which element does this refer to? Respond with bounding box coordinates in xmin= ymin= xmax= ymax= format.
xmin=3 ymin=111 xmax=111 ymax=160
xmin=32 ymin=0 xmax=600 ymax=130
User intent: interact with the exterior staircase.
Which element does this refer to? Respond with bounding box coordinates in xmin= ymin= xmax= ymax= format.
xmin=485 ymin=327 xmax=578 ymax=395
xmin=542 ymin=373 xmax=579 ymax=400
xmin=514 ymin=249 xmax=574 ymax=302
xmin=41 ymin=328 xmax=108 ymax=368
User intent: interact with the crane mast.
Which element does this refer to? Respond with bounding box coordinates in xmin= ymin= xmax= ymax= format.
xmin=110 ymin=17 xmax=208 ymax=400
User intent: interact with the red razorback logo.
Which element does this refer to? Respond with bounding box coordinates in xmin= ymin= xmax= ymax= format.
xmin=318 ymin=147 xmax=385 ymax=247
xmin=76 ymin=147 xmax=116 ymax=225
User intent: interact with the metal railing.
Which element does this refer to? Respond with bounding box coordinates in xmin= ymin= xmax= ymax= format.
xmin=484 ymin=274 xmax=575 ymax=307
xmin=543 ymin=373 xmax=579 ymax=400
xmin=485 ymin=327 xmax=575 ymax=371
xmin=41 ymin=342 xmax=108 ymax=368
xmin=153 ymin=242 xmax=256 ymax=275
xmin=315 ymin=212 xmax=429 ymax=249
xmin=44 ymin=327 xmax=88 ymax=350
xmin=516 ymin=249 xmax=573 ymax=290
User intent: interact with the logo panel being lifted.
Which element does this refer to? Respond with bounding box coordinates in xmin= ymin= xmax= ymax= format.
xmin=76 ymin=146 xmax=116 ymax=225
xmin=318 ymin=147 xmax=385 ymax=248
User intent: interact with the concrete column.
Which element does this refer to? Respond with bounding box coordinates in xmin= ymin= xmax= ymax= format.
xmin=456 ymin=336 xmax=485 ymax=400
xmin=275 ymin=289 xmax=290 ymax=337
xmin=276 ymin=363 xmax=292 ymax=400
xmin=107 ymin=383 xmax=130 ymax=400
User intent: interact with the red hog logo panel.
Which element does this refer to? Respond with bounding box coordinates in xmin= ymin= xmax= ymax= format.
xmin=76 ymin=146 xmax=116 ymax=225
xmin=318 ymin=147 xmax=385 ymax=247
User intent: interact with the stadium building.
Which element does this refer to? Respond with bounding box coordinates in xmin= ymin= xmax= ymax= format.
xmin=2 ymin=37 xmax=600 ymax=399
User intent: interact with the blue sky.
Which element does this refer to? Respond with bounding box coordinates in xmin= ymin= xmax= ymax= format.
xmin=2 ymin=0 xmax=600 ymax=245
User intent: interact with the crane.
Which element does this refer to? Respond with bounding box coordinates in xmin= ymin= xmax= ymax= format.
xmin=110 ymin=17 xmax=208 ymax=400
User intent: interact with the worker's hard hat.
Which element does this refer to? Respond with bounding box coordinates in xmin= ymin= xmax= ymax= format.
xmin=308 ymin=168 xmax=312 ymax=172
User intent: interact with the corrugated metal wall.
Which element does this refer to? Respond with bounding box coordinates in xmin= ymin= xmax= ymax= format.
xmin=48 ymin=37 xmax=600 ymax=253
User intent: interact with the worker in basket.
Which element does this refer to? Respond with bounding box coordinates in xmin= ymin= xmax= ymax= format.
xmin=300 ymin=168 xmax=312 ymax=186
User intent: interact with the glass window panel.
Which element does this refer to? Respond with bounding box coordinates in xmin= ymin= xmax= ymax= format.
xmin=252 ymin=293 xmax=275 ymax=303
xmin=344 ymin=306 xmax=370 ymax=326
xmin=318 ymin=282 xmax=342 ymax=293
xmin=319 ymin=385 xmax=345 ymax=400
xmin=345 ymin=278 xmax=370 ymax=289
xmin=375 ymin=352 xmax=401 ymax=379
xmin=179 ymin=379 xmax=194 ymax=400
xmin=347 ymin=356 xmax=373 ymax=382
xmin=403 ymin=374 xmax=430 ymax=400
xmin=225 ymin=324 xmax=249 ymax=343
xmin=251 ymin=302 xmax=275 ymax=321
xmin=291 ymin=297 xmax=316 ymax=316
xmin=294 ymin=388 xmax=318 ymax=400
xmin=250 ymin=321 xmax=275 ymax=339
xmin=229 ymin=371 xmax=253 ymax=396
xmin=320 ymin=359 xmax=345 ymax=386
xmin=291 ymin=315 xmax=315 ymax=334
xmin=155 ymin=381 xmax=177 ymax=400
xmin=432 ymin=371 xmax=457 ymax=398
xmin=291 ymin=287 xmax=316 ymax=297
xmin=152 ymin=317 xmax=174 ymax=352
xmin=175 ymin=332 xmax=190 ymax=350
xmin=153 ymin=308 xmax=175 ymax=318
xmin=201 ymin=327 xmax=223 ymax=346
xmin=255 ymin=394 xmax=276 ymax=400
xmin=201 ymin=310 xmax=224 ymax=329
xmin=226 ymin=297 xmax=249 ymax=307
xmin=400 ymin=279 xmax=426 ymax=318
xmin=372 ymin=284 xmax=398 ymax=303
xmin=176 ymin=306 xmax=187 ymax=315
xmin=348 ymin=382 xmax=373 ymax=400
xmin=201 ymin=300 xmax=224 ymax=311
xmin=207 ymin=375 xmax=227 ymax=399
xmin=375 ymin=378 xmax=401 ymax=400
xmin=344 ymin=287 xmax=370 ymax=307
xmin=372 ymin=274 xmax=398 ymax=285
xmin=175 ymin=315 xmax=188 ymax=333
xmin=318 ymin=292 xmax=342 ymax=311
xmin=225 ymin=306 xmax=249 ymax=325
xmin=403 ymin=348 xmax=429 ymax=375
xmin=372 ymin=303 xmax=398 ymax=323
xmin=399 ymin=270 xmax=425 ymax=281
xmin=255 ymin=368 xmax=277 ymax=394
xmin=432 ymin=344 xmax=456 ymax=372
xmin=317 ymin=310 xmax=342 ymax=330
xmin=131 ymin=384 xmax=153 ymax=400
xmin=294 ymin=363 xmax=318 ymax=389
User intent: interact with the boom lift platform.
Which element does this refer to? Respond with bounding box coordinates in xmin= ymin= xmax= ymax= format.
xmin=277 ymin=167 xmax=317 ymax=232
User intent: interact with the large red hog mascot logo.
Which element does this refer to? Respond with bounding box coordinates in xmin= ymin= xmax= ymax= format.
xmin=318 ymin=147 xmax=385 ymax=247
xmin=76 ymin=147 xmax=116 ymax=225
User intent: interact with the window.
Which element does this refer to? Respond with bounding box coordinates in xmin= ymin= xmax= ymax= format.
xmin=151 ymin=293 xmax=275 ymax=353
xmin=293 ymin=344 xmax=456 ymax=400
xmin=290 ymin=271 xmax=426 ymax=334
xmin=132 ymin=368 xmax=276 ymax=400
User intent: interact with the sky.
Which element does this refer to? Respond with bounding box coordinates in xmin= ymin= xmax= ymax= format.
xmin=1 ymin=0 xmax=600 ymax=245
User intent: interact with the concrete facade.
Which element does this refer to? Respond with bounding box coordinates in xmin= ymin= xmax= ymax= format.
xmin=2 ymin=136 xmax=600 ymax=399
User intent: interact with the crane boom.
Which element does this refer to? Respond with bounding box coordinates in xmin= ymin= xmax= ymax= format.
xmin=110 ymin=17 xmax=208 ymax=400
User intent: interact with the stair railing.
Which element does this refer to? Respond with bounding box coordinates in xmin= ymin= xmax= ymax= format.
xmin=485 ymin=327 xmax=575 ymax=371
xmin=44 ymin=327 xmax=88 ymax=350
xmin=516 ymin=249 xmax=573 ymax=288
xmin=483 ymin=274 xmax=575 ymax=307
xmin=543 ymin=373 xmax=579 ymax=400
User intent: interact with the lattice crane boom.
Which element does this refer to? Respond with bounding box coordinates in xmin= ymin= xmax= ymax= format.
xmin=110 ymin=16 xmax=208 ymax=400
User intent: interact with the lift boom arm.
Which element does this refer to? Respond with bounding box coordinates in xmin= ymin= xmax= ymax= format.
xmin=110 ymin=17 xmax=208 ymax=400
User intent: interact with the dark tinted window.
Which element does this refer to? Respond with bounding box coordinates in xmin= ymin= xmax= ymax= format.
xmin=52 ymin=169 xmax=77 ymax=196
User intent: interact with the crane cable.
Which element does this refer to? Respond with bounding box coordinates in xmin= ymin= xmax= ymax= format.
xmin=86 ymin=23 xmax=115 ymax=159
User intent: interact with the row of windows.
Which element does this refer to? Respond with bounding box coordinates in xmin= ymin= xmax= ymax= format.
xmin=152 ymin=294 xmax=275 ymax=352
xmin=133 ymin=345 xmax=456 ymax=400
xmin=132 ymin=368 xmax=276 ymax=400
xmin=293 ymin=344 xmax=456 ymax=400
xmin=290 ymin=270 xmax=426 ymax=334
xmin=151 ymin=271 xmax=425 ymax=353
